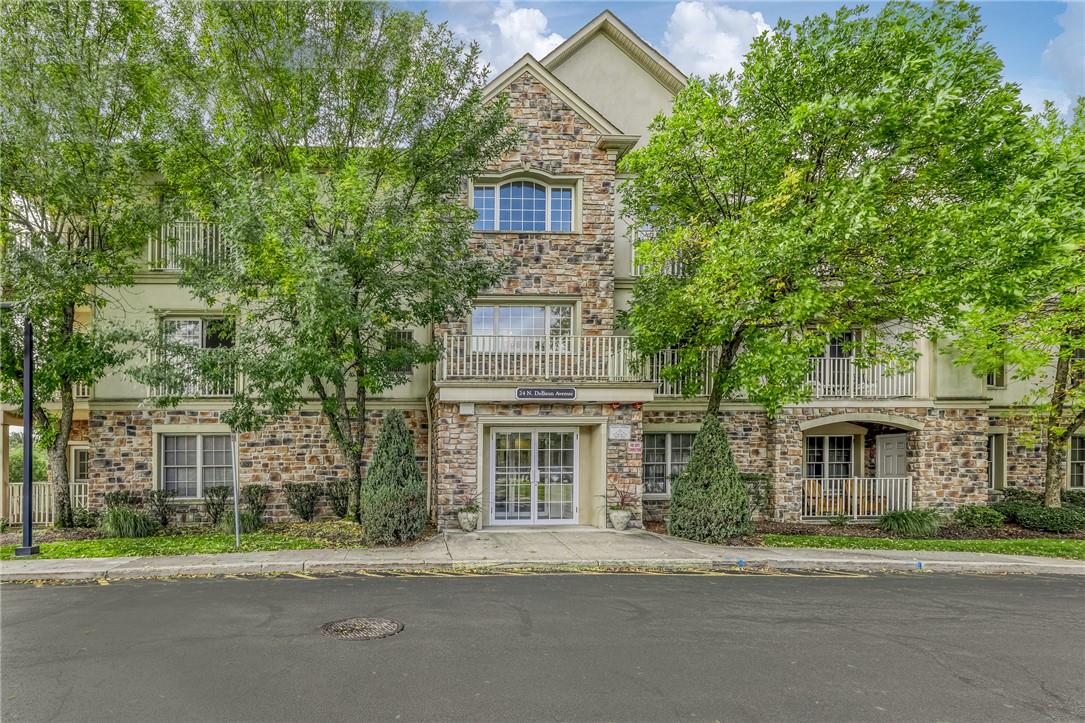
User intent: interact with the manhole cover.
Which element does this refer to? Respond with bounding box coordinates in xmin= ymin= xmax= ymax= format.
xmin=321 ymin=617 xmax=404 ymax=640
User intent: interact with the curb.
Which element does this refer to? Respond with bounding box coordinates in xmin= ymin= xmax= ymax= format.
xmin=4 ymin=555 xmax=1083 ymax=582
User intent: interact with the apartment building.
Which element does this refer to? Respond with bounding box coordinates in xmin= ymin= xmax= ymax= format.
xmin=3 ymin=11 xmax=1081 ymax=529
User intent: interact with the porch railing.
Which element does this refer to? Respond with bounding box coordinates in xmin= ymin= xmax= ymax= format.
xmin=802 ymin=477 xmax=912 ymax=519
xmin=807 ymin=357 xmax=914 ymax=399
xmin=150 ymin=353 xmax=237 ymax=398
xmin=7 ymin=482 xmax=89 ymax=525
xmin=147 ymin=218 xmax=228 ymax=271
xmin=437 ymin=335 xmax=637 ymax=382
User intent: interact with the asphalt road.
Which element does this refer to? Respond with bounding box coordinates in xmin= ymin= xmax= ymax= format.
xmin=2 ymin=571 xmax=1083 ymax=723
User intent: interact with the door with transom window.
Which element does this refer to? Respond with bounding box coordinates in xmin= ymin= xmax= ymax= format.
xmin=490 ymin=429 xmax=578 ymax=525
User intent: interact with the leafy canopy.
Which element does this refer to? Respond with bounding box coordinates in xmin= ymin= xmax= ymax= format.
xmin=620 ymin=1 xmax=1041 ymax=413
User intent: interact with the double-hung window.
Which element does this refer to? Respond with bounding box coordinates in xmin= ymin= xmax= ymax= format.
xmin=1071 ymin=437 xmax=1085 ymax=489
xmin=643 ymin=432 xmax=694 ymax=497
xmin=160 ymin=317 xmax=234 ymax=396
xmin=472 ymin=180 xmax=575 ymax=232
xmin=159 ymin=433 xmax=234 ymax=498
xmin=471 ymin=303 xmax=573 ymax=352
xmin=805 ymin=435 xmax=854 ymax=480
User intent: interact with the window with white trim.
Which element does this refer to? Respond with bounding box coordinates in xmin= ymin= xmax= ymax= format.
xmin=805 ymin=435 xmax=854 ymax=479
xmin=643 ymin=432 xmax=694 ymax=497
xmin=159 ymin=434 xmax=234 ymax=498
xmin=472 ymin=180 xmax=575 ymax=232
xmin=70 ymin=447 xmax=90 ymax=485
xmin=1071 ymin=437 xmax=1085 ymax=489
xmin=471 ymin=303 xmax=573 ymax=352
xmin=986 ymin=364 xmax=1007 ymax=388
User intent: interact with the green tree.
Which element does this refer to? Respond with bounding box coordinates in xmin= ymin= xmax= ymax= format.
xmin=620 ymin=2 xmax=1042 ymax=415
xmin=139 ymin=1 xmax=515 ymax=519
xmin=668 ymin=415 xmax=752 ymax=542
xmin=1 ymin=1 xmax=165 ymax=526
xmin=7 ymin=432 xmax=49 ymax=485
xmin=359 ymin=410 xmax=426 ymax=545
xmin=951 ymin=102 xmax=1085 ymax=507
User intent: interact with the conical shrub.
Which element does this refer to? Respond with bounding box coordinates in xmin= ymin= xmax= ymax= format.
xmin=359 ymin=410 xmax=426 ymax=545
xmin=667 ymin=415 xmax=753 ymax=542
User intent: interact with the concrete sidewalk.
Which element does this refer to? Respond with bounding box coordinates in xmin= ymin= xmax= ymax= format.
xmin=2 ymin=528 xmax=1083 ymax=581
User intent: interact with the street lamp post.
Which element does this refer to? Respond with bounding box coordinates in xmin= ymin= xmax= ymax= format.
xmin=1 ymin=301 xmax=39 ymax=556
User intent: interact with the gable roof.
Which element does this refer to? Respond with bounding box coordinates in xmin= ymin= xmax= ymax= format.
xmin=484 ymin=53 xmax=637 ymax=154
xmin=541 ymin=10 xmax=687 ymax=96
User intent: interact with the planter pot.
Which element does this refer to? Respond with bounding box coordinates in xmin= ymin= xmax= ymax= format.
xmin=609 ymin=509 xmax=632 ymax=531
xmin=457 ymin=510 xmax=479 ymax=533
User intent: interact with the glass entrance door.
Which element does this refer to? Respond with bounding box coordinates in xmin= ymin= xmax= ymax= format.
xmin=491 ymin=429 xmax=578 ymax=525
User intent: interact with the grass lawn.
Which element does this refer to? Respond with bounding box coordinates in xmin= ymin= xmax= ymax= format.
xmin=762 ymin=534 xmax=1085 ymax=560
xmin=0 ymin=531 xmax=323 ymax=560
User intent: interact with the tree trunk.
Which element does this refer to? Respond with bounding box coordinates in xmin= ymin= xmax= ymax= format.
xmin=706 ymin=333 xmax=743 ymax=416
xmin=1042 ymin=346 xmax=1071 ymax=508
xmin=36 ymin=389 xmax=74 ymax=527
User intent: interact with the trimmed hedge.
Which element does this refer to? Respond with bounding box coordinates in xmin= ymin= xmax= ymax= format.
xmin=1015 ymin=506 xmax=1085 ymax=534
xmin=284 ymin=482 xmax=322 ymax=522
xmin=359 ymin=410 xmax=426 ymax=545
xmin=325 ymin=478 xmax=353 ymax=519
xmin=952 ymin=505 xmax=1005 ymax=528
xmin=667 ymin=416 xmax=753 ymax=543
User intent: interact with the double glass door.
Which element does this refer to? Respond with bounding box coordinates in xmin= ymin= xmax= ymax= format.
xmin=491 ymin=429 xmax=578 ymax=525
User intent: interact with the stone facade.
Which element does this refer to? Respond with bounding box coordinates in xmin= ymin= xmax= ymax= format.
xmin=997 ymin=413 xmax=1048 ymax=490
xmin=84 ymin=408 xmax=428 ymax=523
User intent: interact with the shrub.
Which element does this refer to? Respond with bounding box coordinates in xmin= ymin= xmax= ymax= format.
xmin=742 ymin=473 xmax=772 ymax=515
xmin=1000 ymin=487 xmax=1043 ymax=504
xmin=0 ymin=518 xmax=8 ymax=533
xmin=71 ymin=507 xmax=100 ymax=528
xmin=219 ymin=509 xmax=262 ymax=534
xmin=325 ymin=478 xmax=353 ymax=519
xmin=878 ymin=509 xmax=941 ymax=538
xmin=284 ymin=482 xmax=322 ymax=522
xmin=202 ymin=485 xmax=231 ymax=525
xmin=359 ymin=410 xmax=426 ymax=545
xmin=241 ymin=484 xmax=271 ymax=521
xmin=100 ymin=505 xmax=157 ymax=538
xmin=144 ymin=489 xmax=176 ymax=528
xmin=1061 ymin=489 xmax=1085 ymax=510
xmin=104 ymin=490 xmax=140 ymax=509
xmin=826 ymin=513 xmax=850 ymax=527
xmin=992 ymin=499 xmax=1032 ymax=523
xmin=1015 ymin=506 xmax=1085 ymax=534
xmin=952 ymin=505 xmax=1005 ymax=528
xmin=667 ymin=415 xmax=753 ymax=543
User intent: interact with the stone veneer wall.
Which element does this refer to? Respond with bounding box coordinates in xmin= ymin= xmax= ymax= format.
xmin=437 ymin=71 xmax=617 ymax=340
xmin=997 ymin=413 xmax=1049 ymax=490
xmin=432 ymin=401 xmax=641 ymax=530
xmin=85 ymin=408 xmax=428 ymax=523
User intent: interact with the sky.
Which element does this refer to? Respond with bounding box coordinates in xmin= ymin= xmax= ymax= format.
xmin=401 ymin=0 xmax=1085 ymax=114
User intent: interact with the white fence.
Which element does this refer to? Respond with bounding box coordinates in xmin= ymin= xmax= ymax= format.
xmin=807 ymin=357 xmax=914 ymax=399
xmin=438 ymin=335 xmax=637 ymax=382
xmin=147 ymin=219 xmax=228 ymax=272
xmin=7 ymin=482 xmax=89 ymax=525
xmin=801 ymin=477 xmax=912 ymax=519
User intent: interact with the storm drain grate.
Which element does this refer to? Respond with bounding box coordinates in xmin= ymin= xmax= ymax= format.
xmin=321 ymin=617 xmax=404 ymax=640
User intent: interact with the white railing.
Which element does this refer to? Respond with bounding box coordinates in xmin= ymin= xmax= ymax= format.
xmin=649 ymin=348 xmax=721 ymax=397
xmin=630 ymin=245 xmax=687 ymax=277
xmin=152 ymin=353 xmax=236 ymax=398
xmin=74 ymin=382 xmax=91 ymax=400
xmin=807 ymin=357 xmax=914 ymax=399
xmin=7 ymin=482 xmax=89 ymax=524
xmin=148 ymin=219 xmax=228 ymax=272
xmin=802 ymin=477 xmax=912 ymax=519
xmin=438 ymin=335 xmax=637 ymax=382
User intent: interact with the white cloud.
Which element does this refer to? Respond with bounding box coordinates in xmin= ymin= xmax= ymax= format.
xmin=449 ymin=0 xmax=565 ymax=75
xmin=1042 ymin=2 xmax=1084 ymax=103
xmin=662 ymin=0 xmax=771 ymax=77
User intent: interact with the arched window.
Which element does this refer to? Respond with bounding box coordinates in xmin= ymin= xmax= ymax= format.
xmin=473 ymin=179 xmax=574 ymax=232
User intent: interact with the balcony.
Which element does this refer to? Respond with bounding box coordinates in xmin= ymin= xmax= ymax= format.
xmin=437 ymin=335 xmax=638 ymax=383
xmin=150 ymin=353 xmax=237 ymax=398
xmin=806 ymin=356 xmax=914 ymax=399
xmin=147 ymin=218 xmax=228 ymax=272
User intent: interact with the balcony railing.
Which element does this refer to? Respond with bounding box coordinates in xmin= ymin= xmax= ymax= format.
xmin=7 ymin=482 xmax=89 ymax=524
xmin=151 ymin=353 xmax=237 ymax=398
xmin=147 ymin=219 xmax=228 ymax=272
xmin=630 ymin=246 xmax=687 ymax=277
xmin=806 ymin=356 xmax=914 ymax=399
xmin=437 ymin=335 xmax=637 ymax=382
xmin=802 ymin=477 xmax=912 ymax=519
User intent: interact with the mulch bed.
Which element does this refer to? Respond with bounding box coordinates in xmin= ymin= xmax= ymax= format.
xmin=643 ymin=519 xmax=1085 ymax=541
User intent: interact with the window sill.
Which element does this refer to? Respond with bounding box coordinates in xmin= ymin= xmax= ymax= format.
xmin=473 ymin=229 xmax=580 ymax=236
